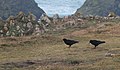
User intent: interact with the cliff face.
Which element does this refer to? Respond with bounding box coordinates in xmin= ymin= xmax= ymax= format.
xmin=76 ymin=0 xmax=120 ymax=16
xmin=0 ymin=0 xmax=45 ymax=19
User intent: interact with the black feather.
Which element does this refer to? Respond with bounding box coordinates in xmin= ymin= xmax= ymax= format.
xmin=63 ymin=38 xmax=79 ymax=48
xmin=89 ymin=40 xmax=105 ymax=49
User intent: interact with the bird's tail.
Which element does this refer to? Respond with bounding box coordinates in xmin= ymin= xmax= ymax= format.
xmin=101 ymin=41 xmax=105 ymax=43
xmin=76 ymin=41 xmax=79 ymax=43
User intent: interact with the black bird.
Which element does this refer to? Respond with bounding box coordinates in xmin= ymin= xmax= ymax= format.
xmin=63 ymin=38 xmax=79 ymax=48
xmin=89 ymin=40 xmax=105 ymax=49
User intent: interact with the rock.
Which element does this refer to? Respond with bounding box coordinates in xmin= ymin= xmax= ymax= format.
xmin=40 ymin=14 xmax=51 ymax=23
xmin=53 ymin=14 xmax=59 ymax=19
xmin=105 ymin=48 xmax=120 ymax=57
xmin=27 ymin=22 xmax=33 ymax=29
xmin=16 ymin=26 xmax=20 ymax=30
xmin=105 ymin=53 xmax=120 ymax=57
xmin=52 ymin=14 xmax=60 ymax=24
xmin=108 ymin=12 xmax=116 ymax=17
xmin=0 ymin=11 xmax=44 ymax=37
xmin=28 ymin=12 xmax=37 ymax=21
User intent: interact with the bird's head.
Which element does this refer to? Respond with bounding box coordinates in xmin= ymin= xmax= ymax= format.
xmin=89 ymin=40 xmax=97 ymax=43
xmin=89 ymin=40 xmax=95 ymax=45
xmin=89 ymin=40 xmax=92 ymax=44
xmin=63 ymin=38 xmax=67 ymax=41
xmin=88 ymin=40 xmax=91 ymax=44
xmin=89 ymin=40 xmax=93 ymax=43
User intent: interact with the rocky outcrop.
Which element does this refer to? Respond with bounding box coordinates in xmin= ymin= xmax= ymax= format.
xmin=0 ymin=0 xmax=45 ymax=19
xmin=0 ymin=12 xmax=45 ymax=37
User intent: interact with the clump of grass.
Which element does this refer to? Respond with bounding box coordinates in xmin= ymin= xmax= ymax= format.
xmin=3 ymin=37 xmax=17 ymax=42
xmin=67 ymin=60 xmax=80 ymax=65
xmin=19 ymin=40 xmax=37 ymax=46
xmin=104 ymin=23 xmax=113 ymax=26
xmin=0 ymin=43 xmax=16 ymax=47
xmin=1 ymin=44 xmax=11 ymax=47
xmin=0 ymin=60 xmax=36 ymax=70
xmin=113 ymin=57 xmax=120 ymax=62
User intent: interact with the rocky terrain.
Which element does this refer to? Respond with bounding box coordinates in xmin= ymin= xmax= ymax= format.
xmin=76 ymin=0 xmax=120 ymax=16
xmin=1 ymin=11 xmax=120 ymax=37
xmin=0 ymin=0 xmax=45 ymax=19
xmin=0 ymin=12 xmax=46 ymax=37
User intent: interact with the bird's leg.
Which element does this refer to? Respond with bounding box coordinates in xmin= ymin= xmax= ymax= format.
xmin=93 ymin=46 xmax=96 ymax=49
xmin=68 ymin=45 xmax=71 ymax=48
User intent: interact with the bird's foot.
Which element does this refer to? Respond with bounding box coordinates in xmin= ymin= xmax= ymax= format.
xmin=92 ymin=47 xmax=96 ymax=49
xmin=68 ymin=47 xmax=71 ymax=48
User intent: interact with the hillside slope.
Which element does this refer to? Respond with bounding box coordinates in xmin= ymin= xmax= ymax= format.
xmin=76 ymin=0 xmax=120 ymax=16
xmin=0 ymin=0 xmax=45 ymax=19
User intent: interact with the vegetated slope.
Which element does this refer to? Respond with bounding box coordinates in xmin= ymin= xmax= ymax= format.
xmin=76 ymin=0 xmax=120 ymax=16
xmin=0 ymin=0 xmax=45 ymax=19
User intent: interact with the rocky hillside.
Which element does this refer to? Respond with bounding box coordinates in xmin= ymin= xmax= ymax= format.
xmin=0 ymin=0 xmax=45 ymax=19
xmin=75 ymin=0 xmax=120 ymax=16
xmin=0 ymin=11 xmax=46 ymax=37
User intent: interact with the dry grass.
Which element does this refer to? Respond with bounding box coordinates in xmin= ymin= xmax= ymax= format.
xmin=0 ymin=33 xmax=120 ymax=70
xmin=0 ymin=20 xmax=120 ymax=70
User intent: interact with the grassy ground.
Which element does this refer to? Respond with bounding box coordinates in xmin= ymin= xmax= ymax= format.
xmin=0 ymin=33 xmax=120 ymax=70
xmin=0 ymin=19 xmax=120 ymax=70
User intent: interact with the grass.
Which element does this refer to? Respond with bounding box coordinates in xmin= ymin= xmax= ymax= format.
xmin=0 ymin=33 xmax=120 ymax=70
xmin=0 ymin=20 xmax=120 ymax=70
